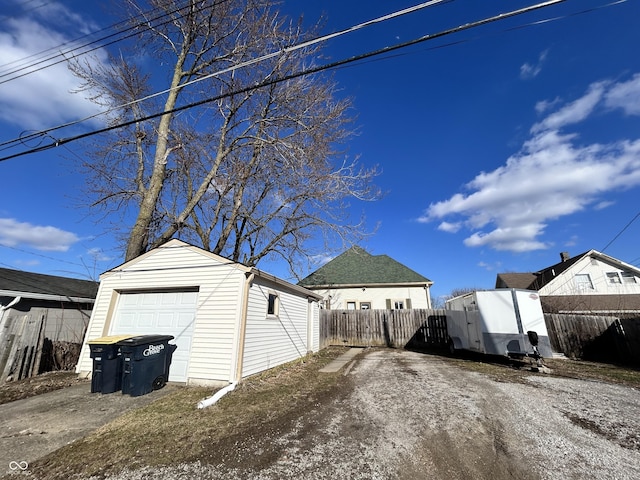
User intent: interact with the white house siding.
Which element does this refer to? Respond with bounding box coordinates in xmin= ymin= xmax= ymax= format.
xmin=318 ymin=285 xmax=431 ymax=310
xmin=77 ymin=243 xmax=245 ymax=385
xmin=241 ymin=278 xmax=311 ymax=378
xmin=539 ymin=256 xmax=640 ymax=297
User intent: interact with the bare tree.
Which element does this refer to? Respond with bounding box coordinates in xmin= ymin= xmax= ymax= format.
xmin=72 ymin=0 xmax=379 ymax=273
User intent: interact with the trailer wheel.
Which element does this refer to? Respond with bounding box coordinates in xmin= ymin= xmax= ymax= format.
xmin=448 ymin=338 xmax=456 ymax=356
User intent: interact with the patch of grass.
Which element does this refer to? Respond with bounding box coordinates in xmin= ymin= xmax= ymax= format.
xmin=544 ymin=358 xmax=640 ymax=388
xmin=28 ymin=347 xmax=346 ymax=479
xmin=441 ymin=352 xmax=640 ymax=389
xmin=0 ymin=371 xmax=86 ymax=405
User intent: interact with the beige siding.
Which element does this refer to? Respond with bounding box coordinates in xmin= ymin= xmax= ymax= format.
xmin=242 ymin=279 xmax=310 ymax=377
xmin=539 ymin=257 xmax=640 ymax=296
xmin=76 ymin=243 xmax=245 ymax=384
xmin=316 ymin=285 xmax=431 ymax=310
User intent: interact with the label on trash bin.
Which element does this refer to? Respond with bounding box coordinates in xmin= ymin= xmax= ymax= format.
xmin=143 ymin=344 xmax=165 ymax=356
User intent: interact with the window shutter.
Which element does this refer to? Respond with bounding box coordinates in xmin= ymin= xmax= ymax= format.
xmin=386 ymin=299 xmax=391 ymax=310
xmin=406 ymin=298 xmax=412 ymax=309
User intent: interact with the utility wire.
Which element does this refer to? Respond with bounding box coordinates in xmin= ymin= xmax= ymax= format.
xmin=0 ymin=0 xmax=225 ymax=84
xmin=0 ymin=0 xmax=569 ymax=162
xmin=600 ymin=210 xmax=640 ymax=253
xmin=0 ymin=0 xmax=450 ymax=150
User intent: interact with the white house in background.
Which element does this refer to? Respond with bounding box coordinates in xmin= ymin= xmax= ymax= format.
xmin=495 ymin=250 xmax=640 ymax=315
xmin=76 ymin=239 xmax=322 ymax=386
xmin=298 ymin=246 xmax=433 ymax=310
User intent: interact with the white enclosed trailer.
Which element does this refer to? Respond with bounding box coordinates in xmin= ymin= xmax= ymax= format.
xmin=445 ymin=289 xmax=553 ymax=359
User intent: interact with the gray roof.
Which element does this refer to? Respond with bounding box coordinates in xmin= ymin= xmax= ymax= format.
xmin=0 ymin=267 xmax=98 ymax=302
xmin=298 ymin=246 xmax=432 ymax=287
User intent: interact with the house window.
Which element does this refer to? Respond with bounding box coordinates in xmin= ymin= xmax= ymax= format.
xmin=360 ymin=302 xmax=371 ymax=310
xmin=267 ymin=293 xmax=279 ymax=316
xmin=394 ymin=300 xmax=405 ymax=310
xmin=575 ymin=274 xmax=594 ymax=291
xmin=346 ymin=301 xmax=356 ymax=310
xmin=607 ymin=272 xmax=621 ymax=284
xmin=621 ymin=272 xmax=637 ymax=284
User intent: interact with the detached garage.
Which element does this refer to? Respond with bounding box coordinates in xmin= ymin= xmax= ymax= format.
xmin=76 ymin=239 xmax=321 ymax=386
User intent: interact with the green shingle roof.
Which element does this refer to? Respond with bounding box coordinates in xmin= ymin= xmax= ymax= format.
xmin=298 ymin=246 xmax=432 ymax=287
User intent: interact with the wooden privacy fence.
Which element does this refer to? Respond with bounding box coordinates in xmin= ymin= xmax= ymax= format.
xmin=320 ymin=309 xmax=448 ymax=349
xmin=320 ymin=309 xmax=640 ymax=366
xmin=545 ymin=313 xmax=640 ymax=365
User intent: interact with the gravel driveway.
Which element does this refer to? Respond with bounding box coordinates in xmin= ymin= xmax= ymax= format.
xmin=96 ymin=348 xmax=640 ymax=480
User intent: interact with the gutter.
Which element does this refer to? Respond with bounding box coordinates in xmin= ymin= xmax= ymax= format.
xmin=0 ymin=289 xmax=95 ymax=304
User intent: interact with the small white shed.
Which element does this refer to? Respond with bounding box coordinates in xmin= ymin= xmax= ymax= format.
xmin=76 ymin=239 xmax=322 ymax=386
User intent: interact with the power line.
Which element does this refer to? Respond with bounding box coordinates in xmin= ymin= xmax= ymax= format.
xmin=0 ymin=0 xmax=223 ymax=85
xmin=601 ymin=209 xmax=640 ymax=253
xmin=0 ymin=0 xmax=451 ymax=151
xmin=0 ymin=0 xmax=570 ymax=162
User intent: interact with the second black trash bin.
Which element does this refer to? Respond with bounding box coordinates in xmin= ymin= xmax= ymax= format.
xmin=117 ymin=335 xmax=177 ymax=397
xmin=88 ymin=335 xmax=135 ymax=394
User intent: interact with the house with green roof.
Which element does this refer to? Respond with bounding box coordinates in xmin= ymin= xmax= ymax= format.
xmin=298 ymin=246 xmax=433 ymax=310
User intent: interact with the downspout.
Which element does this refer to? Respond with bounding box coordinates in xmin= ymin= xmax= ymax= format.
xmin=197 ymin=272 xmax=254 ymax=409
xmin=0 ymin=296 xmax=21 ymax=326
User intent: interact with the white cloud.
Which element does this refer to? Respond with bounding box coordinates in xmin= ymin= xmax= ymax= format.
xmin=535 ymin=96 xmax=561 ymax=115
xmin=86 ymin=247 xmax=113 ymax=262
xmin=437 ymin=221 xmax=461 ymax=233
xmin=310 ymin=254 xmax=335 ymax=266
xmin=520 ymin=50 xmax=548 ymax=80
xmin=604 ymin=73 xmax=640 ymax=115
xmin=0 ymin=3 xmax=105 ymax=130
xmin=419 ymin=74 xmax=640 ymax=253
xmin=0 ymin=218 xmax=79 ymax=251
xmin=531 ymin=81 xmax=608 ymax=133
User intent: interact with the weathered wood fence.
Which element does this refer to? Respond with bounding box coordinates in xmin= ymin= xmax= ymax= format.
xmin=320 ymin=309 xmax=640 ymax=366
xmin=545 ymin=313 xmax=640 ymax=365
xmin=320 ymin=309 xmax=448 ymax=349
xmin=0 ymin=305 xmax=90 ymax=384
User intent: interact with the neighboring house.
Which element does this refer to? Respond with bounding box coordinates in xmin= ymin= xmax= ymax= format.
xmin=76 ymin=239 xmax=322 ymax=386
xmin=0 ymin=268 xmax=98 ymax=381
xmin=298 ymin=246 xmax=433 ymax=310
xmin=495 ymin=250 xmax=640 ymax=315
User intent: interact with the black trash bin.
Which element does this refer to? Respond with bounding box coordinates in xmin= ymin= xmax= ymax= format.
xmin=117 ymin=335 xmax=177 ymax=397
xmin=87 ymin=335 xmax=135 ymax=394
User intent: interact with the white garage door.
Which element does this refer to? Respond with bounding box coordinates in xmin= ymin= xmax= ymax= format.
xmin=110 ymin=290 xmax=198 ymax=383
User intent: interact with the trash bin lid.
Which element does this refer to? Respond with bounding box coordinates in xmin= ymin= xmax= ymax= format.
xmin=88 ymin=334 xmax=136 ymax=345
xmin=116 ymin=334 xmax=175 ymax=346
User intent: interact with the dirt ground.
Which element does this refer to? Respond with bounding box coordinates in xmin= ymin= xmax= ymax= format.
xmin=3 ymin=349 xmax=640 ymax=479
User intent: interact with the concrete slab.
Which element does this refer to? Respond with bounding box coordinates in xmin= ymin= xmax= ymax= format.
xmin=319 ymin=348 xmax=365 ymax=373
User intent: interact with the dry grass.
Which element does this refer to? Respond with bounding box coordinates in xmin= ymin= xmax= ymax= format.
xmin=441 ymin=351 xmax=640 ymax=388
xmin=0 ymin=371 xmax=86 ymax=405
xmin=28 ymin=347 xmax=346 ymax=479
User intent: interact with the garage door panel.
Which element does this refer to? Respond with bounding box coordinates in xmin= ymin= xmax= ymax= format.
xmin=110 ymin=290 xmax=197 ymax=383
xmin=157 ymin=312 xmax=175 ymax=328
xmin=181 ymin=291 xmax=198 ymax=305
xmin=161 ymin=292 xmax=178 ymax=305
xmin=177 ymin=312 xmax=195 ymax=328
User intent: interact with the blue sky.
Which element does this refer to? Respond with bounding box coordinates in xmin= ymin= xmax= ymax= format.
xmin=1 ymin=0 xmax=640 ymax=303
